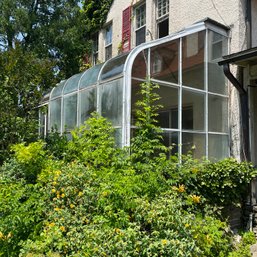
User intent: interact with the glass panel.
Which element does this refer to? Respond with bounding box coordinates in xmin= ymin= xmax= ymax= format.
xmin=156 ymin=85 xmax=178 ymax=129
xmin=151 ymin=39 xmax=179 ymax=84
xmin=131 ymin=80 xmax=178 ymax=128
xmin=136 ymin=4 xmax=146 ymax=28
xmin=79 ymin=64 xmax=103 ymax=89
xmin=105 ymin=45 xmax=112 ymax=61
xmin=80 ymin=88 xmax=96 ymax=124
xmin=63 ymin=94 xmax=77 ymax=130
xmin=101 ymin=79 xmax=123 ymax=126
xmin=162 ymin=131 xmax=179 ymax=156
xmin=182 ymin=31 xmax=205 ymax=89
xmin=39 ymin=110 xmax=47 ymax=138
xmin=105 ymin=24 xmax=112 ymax=45
xmin=157 ymin=0 xmax=169 ymax=18
xmin=182 ymin=90 xmax=205 ymax=131
xmin=49 ymin=98 xmax=61 ymax=132
xmin=114 ymin=128 xmax=122 ymax=147
xmin=208 ymin=134 xmax=229 ymax=161
xmin=182 ymin=132 xmax=206 ymax=159
xmin=132 ymin=50 xmax=148 ymax=79
xmin=51 ymin=80 xmax=66 ymax=99
xmin=158 ymin=18 xmax=169 ymax=38
xmin=136 ymin=26 xmax=146 ymax=46
xmin=63 ymin=73 xmax=83 ymax=95
xmin=208 ymin=95 xmax=228 ymax=132
xmin=100 ymin=53 xmax=129 ymax=81
xmin=208 ymin=31 xmax=228 ymax=95
xmin=131 ymin=79 xmax=143 ymax=125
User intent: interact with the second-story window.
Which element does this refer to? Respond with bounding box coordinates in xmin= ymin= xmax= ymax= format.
xmin=157 ymin=0 xmax=169 ymax=38
xmin=105 ymin=23 xmax=112 ymax=60
xmin=135 ymin=3 xmax=146 ymax=46
xmin=92 ymin=33 xmax=99 ymax=65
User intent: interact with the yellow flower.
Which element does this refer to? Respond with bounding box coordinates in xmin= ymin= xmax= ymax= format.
xmin=161 ymin=239 xmax=168 ymax=245
xmin=52 ymin=181 xmax=57 ymax=186
xmin=78 ymin=191 xmax=83 ymax=197
xmin=190 ymin=195 xmax=201 ymax=204
xmin=61 ymin=193 xmax=65 ymax=198
xmin=184 ymin=223 xmax=190 ymax=228
xmin=60 ymin=226 xmax=66 ymax=232
xmin=49 ymin=222 xmax=55 ymax=227
xmin=61 ymin=188 xmax=65 ymax=192
xmin=177 ymin=184 xmax=185 ymax=193
xmin=0 ymin=232 xmax=4 ymax=239
xmin=7 ymin=232 xmax=12 ymax=239
xmin=70 ymin=204 xmax=75 ymax=209
xmin=55 ymin=170 xmax=62 ymax=176
xmin=102 ymin=191 xmax=108 ymax=197
xmin=51 ymin=188 xmax=56 ymax=193
xmin=54 ymin=207 xmax=61 ymax=212
xmin=191 ymin=167 xmax=199 ymax=173
xmin=114 ymin=228 xmax=121 ymax=234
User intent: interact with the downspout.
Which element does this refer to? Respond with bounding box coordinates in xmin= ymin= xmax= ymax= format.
xmin=222 ymin=63 xmax=250 ymax=162
xmin=222 ymin=63 xmax=252 ymax=231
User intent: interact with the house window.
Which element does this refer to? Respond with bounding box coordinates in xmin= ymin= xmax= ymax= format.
xmin=135 ymin=3 xmax=146 ymax=46
xmin=157 ymin=0 xmax=169 ymax=38
xmin=105 ymin=24 xmax=112 ymax=60
xmin=92 ymin=33 xmax=99 ymax=65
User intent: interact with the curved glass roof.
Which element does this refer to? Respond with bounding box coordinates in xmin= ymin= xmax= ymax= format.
xmin=79 ymin=63 xmax=103 ymax=89
xmin=47 ymin=18 xmax=229 ymax=102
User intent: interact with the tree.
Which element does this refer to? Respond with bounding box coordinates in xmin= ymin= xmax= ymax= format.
xmin=0 ymin=46 xmax=56 ymax=163
xmin=0 ymin=0 xmax=88 ymax=77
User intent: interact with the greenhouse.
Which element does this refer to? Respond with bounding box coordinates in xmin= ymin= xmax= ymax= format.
xmin=40 ymin=19 xmax=229 ymax=160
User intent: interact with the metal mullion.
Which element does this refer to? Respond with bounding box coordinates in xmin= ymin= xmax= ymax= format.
xmin=178 ymin=38 xmax=182 ymax=158
xmin=205 ymin=29 xmax=209 ymax=158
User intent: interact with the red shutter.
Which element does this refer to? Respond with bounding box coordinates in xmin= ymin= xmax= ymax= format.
xmin=122 ymin=6 xmax=131 ymax=52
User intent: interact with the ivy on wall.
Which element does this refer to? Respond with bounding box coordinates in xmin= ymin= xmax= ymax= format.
xmin=82 ymin=0 xmax=114 ymax=36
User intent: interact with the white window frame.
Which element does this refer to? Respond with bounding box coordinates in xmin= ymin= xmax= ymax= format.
xmin=105 ymin=23 xmax=112 ymax=60
xmin=156 ymin=0 xmax=169 ymax=38
xmin=157 ymin=0 xmax=169 ymax=20
xmin=135 ymin=2 xmax=146 ymax=46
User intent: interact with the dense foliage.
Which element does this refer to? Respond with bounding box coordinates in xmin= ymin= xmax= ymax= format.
xmin=0 ymin=46 xmax=57 ymax=164
xmin=82 ymin=0 xmax=114 ymax=35
xmin=0 ymin=0 xmax=114 ymax=162
xmin=0 ymin=80 xmax=256 ymax=256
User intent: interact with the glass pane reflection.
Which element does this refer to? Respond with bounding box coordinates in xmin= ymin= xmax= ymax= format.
xmin=182 ymin=133 xmax=206 ymax=159
xmin=182 ymin=90 xmax=205 ymax=131
xmin=101 ymin=79 xmax=123 ymax=126
xmin=182 ymin=31 xmax=205 ymax=89
xmin=49 ymin=98 xmax=61 ymax=132
xmin=208 ymin=134 xmax=229 ymax=161
xmin=151 ymin=40 xmax=179 ymax=84
xmin=63 ymin=94 xmax=77 ymax=130
xmin=80 ymin=88 xmax=96 ymax=124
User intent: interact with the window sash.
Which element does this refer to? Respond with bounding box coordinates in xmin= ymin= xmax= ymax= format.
xmin=157 ymin=0 xmax=169 ymax=19
xmin=105 ymin=24 xmax=112 ymax=46
xmin=135 ymin=4 xmax=146 ymax=29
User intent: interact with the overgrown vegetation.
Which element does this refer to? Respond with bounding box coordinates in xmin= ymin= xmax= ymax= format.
xmin=0 ymin=80 xmax=256 ymax=256
xmin=0 ymin=0 xmax=113 ymax=163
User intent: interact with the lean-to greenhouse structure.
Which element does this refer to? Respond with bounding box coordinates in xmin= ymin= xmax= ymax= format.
xmin=40 ymin=19 xmax=229 ymax=160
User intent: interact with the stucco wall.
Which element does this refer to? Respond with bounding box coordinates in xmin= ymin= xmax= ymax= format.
xmin=252 ymin=0 xmax=257 ymax=47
